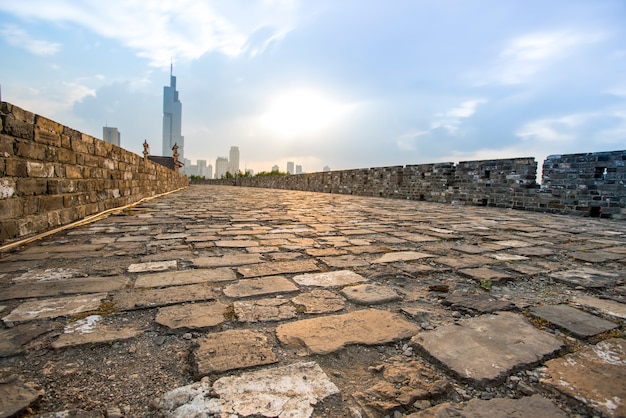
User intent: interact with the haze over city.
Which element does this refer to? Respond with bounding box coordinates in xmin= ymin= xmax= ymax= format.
xmin=1 ymin=0 xmax=625 ymax=174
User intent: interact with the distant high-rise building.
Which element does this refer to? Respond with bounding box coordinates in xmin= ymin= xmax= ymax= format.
xmin=323 ymin=165 xmax=331 ymax=172
xmin=296 ymin=165 xmax=302 ymax=174
xmin=229 ymin=146 xmax=240 ymax=175
xmin=162 ymin=64 xmax=184 ymax=159
xmin=287 ymin=161 xmax=294 ymax=174
xmin=272 ymin=165 xmax=280 ymax=172
xmin=215 ymin=157 xmax=229 ymax=179
xmin=207 ymin=164 xmax=213 ymax=180
xmin=103 ymin=127 xmax=120 ymax=146
xmin=197 ymin=160 xmax=207 ymax=178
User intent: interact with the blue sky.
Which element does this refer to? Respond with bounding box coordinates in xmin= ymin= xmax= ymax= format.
xmin=1 ymin=0 xmax=625 ymax=175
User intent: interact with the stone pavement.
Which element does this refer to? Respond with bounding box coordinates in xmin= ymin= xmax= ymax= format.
xmin=0 ymin=185 xmax=625 ymax=417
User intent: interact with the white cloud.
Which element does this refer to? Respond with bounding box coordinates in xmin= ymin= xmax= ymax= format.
xmin=0 ymin=24 xmax=61 ymax=56
xmin=0 ymin=0 xmax=297 ymax=67
xmin=395 ymin=130 xmax=428 ymax=151
xmin=431 ymin=99 xmax=486 ymax=134
xmin=478 ymin=30 xmax=604 ymax=85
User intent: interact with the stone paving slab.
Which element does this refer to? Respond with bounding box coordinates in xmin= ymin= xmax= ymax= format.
xmin=434 ymin=255 xmax=496 ymax=269
xmin=408 ymin=394 xmax=568 ymax=418
xmin=550 ymin=268 xmax=620 ymax=289
xmin=127 ymin=260 xmax=177 ymax=273
xmin=113 ymin=284 xmax=218 ymax=310
xmin=276 ymin=309 xmax=420 ymax=355
xmin=572 ymin=295 xmax=626 ymax=320
xmin=155 ymin=302 xmax=228 ymax=330
xmin=569 ymin=250 xmax=624 ymax=263
xmin=156 ymin=361 xmax=339 ymax=418
xmin=193 ymin=329 xmax=278 ymax=376
xmin=292 ymin=270 xmax=366 ymax=287
xmin=0 ymin=276 xmax=129 ymax=300
xmin=459 ymin=267 xmax=513 ymax=284
xmin=340 ymin=284 xmax=402 ymax=305
xmin=542 ymin=338 xmax=626 ymax=417
xmin=234 ymin=297 xmax=297 ymax=322
xmin=530 ymin=304 xmax=619 ymax=338
xmin=134 ymin=267 xmax=236 ymax=288
xmin=372 ymin=251 xmax=435 ymax=264
xmin=215 ymin=239 xmax=259 ymax=248
xmin=191 ymin=254 xmax=262 ymax=267
xmin=0 ymin=322 xmax=56 ymax=357
xmin=2 ymin=293 xmax=108 ymax=323
xmin=237 ymin=259 xmax=319 ymax=278
xmin=223 ymin=276 xmax=299 ymax=298
xmin=411 ymin=312 xmax=564 ymax=383
xmin=51 ymin=315 xmax=141 ymax=349
xmin=291 ymin=289 xmax=346 ymax=314
xmin=319 ymin=255 xmax=372 ymax=268
xmin=443 ymin=293 xmax=514 ymax=313
xmin=0 ymin=377 xmax=44 ymax=418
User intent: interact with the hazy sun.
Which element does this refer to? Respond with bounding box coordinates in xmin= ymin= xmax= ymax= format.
xmin=260 ymin=88 xmax=348 ymax=137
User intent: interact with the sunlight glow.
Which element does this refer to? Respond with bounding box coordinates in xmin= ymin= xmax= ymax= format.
xmin=260 ymin=88 xmax=349 ymax=137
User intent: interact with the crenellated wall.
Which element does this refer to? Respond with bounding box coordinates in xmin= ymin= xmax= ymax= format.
xmin=0 ymin=102 xmax=189 ymax=244
xmin=201 ymin=152 xmax=626 ymax=219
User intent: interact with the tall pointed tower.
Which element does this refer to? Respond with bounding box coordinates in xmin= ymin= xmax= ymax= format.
xmin=162 ymin=64 xmax=184 ymax=159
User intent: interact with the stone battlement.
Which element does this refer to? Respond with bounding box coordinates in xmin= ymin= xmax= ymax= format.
xmin=203 ymin=152 xmax=626 ymax=219
xmin=0 ymin=102 xmax=189 ymax=244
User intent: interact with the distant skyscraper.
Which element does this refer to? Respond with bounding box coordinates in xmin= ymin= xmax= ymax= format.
xmin=287 ymin=161 xmax=294 ymax=174
xmin=215 ymin=157 xmax=229 ymax=179
xmin=103 ymin=127 xmax=120 ymax=146
xmin=272 ymin=165 xmax=280 ymax=172
xmin=162 ymin=64 xmax=184 ymax=159
xmin=296 ymin=165 xmax=302 ymax=174
xmin=323 ymin=165 xmax=331 ymax=172
xmin=207 ymin=164 xmax=213 ymax=180
xmin=229 ymin=146 xmax=240 ymax=175
xmin=197 ymin=160 xmax=207 ymax=178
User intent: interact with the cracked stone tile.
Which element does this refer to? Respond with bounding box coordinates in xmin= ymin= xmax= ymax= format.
xmin=2 ymin=293 xmax=108 ymax=322
xmin=127 ymin=260 xmax=177 ymax=273
xmin=291 ymin=289 xmax=346 ymax=314
xmin=237 ymin=260 xmax=319 ymax=278
xmin=234 ymin=297 xmax=297 ymax=322
xmin=411 ymin=312 xmax=564 ymax=383
xmin=223 ymin=276 xmax=299 ymax=298
xmin=0 ymin=377 xmax=44 ymax=418
xmin=113 ymin=284 xmax=218 ymax=310
xmin=340 ymin=284 xmax=402 ymax=305
xmin=155 ymin=301 xmax=228 ymax=330
xmin=192 ymin=254 xmax=262 ymax=268
xmin=443 ymin=292 xmax=515 ymax=314
xmin=550 ymin=268 xmax=620 ymax=289
xmin=293 ymin=270 xmax=367 ymax=287
xmin=134 ymin=267 xmax=236 ymax=288
xmin=530 ymin=304 xmax=619 ymax=338
xmin=569 ymin=251 xmax=624 ymax=263
xmin=193 ymin=329 xmax=278 ymax=376
xmin=372 ymin=251 xmax=435 ymax=264
xmin=571 ymin=296 xmax=626 ymax=320
xmin=276 ymin=309 xmax=419 ymax=355
xmin=434 ymin=255 xmax=496 ymax=269
xmin=319 ymin=255 xmax=372 ymax=268
xmin=0 ymin=322 xmax=57 ymax=357
xmin=0 ymin=276 xmax=129 ymax=300
xmin=542 ymin=338 xmax=626 ymax=417
xmin=51 ymin=315 xmax=141 ymax=349
xmin=458 ymin=267 xmax=513 ymax=284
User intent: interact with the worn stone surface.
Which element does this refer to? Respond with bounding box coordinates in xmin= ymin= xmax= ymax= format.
xmin=459 ymin=267 xmax=512 ymax=284
xmin=156 ymin=362 xmax=339 ymax=418
xmin=408 ymin=394 xmax=568 ymax=418
xmin=443 ymin=292 xmax=514 ymax=313
xmin=572 ymin=295 xmax=626 ymax=320
xmin=542 ymin=338 xmax=626 ymax=417
xmin=191 ymin=254 xmax=262 ymax=267
xmin=127 ymin=260 xmax=177 ymax=273
xmin=0 ymin=377 xmax=44 ymax=418
xmin=293 ymin=270 xmax=367 ymax=287
xmin=234 ymin=297 xmax=297 ymax=322
xmin=372 ymin=251 xmax=435 ymax=264
xmin=291 ymin=289 xmax=346 ymax=314
xmin=0 ymin=323 xmax=55 ymax=357
xmin=550 ymin=268 xmax=620 ymax=288
xmin=2 ymin=293 xmax=107 ymax=322
xmin=52 ymin=315 xmax=141 ymax=349
xmin=0 ymin=276 xmax=129 ymax=300
xmin=113 ymin=284 xmax=217 ymax=310
xmin=223 ymin=276 xmax=299 ymax=298
xmin=155 ymin=302 xmax=228 ymax=330
xmin=134 ymin=267 xmax=236 ymax=288
xmin=411 ymin=312 xmax=564 ymax=382
xmin=340 ymin=283 xmax=402 ymax=305
xmin=530 ymin=304 xmax=618 ymax=338
xmin=237 ymin=259 xmax=319 ymax=278
xmin=276 ymin=309 xmax=420 ymax=355
xmin=194 ymin=329 xmax=278 ymax=376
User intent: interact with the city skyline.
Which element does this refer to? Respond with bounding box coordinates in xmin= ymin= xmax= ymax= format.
xmin=0 ymin=1 xmax=625 ymax=174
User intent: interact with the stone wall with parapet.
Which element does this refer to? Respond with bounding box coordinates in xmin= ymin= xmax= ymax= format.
xmin=0 ymin=102 xmax=189 ymax=244
xmin=200 ymin=152 xmax=626 ymax=219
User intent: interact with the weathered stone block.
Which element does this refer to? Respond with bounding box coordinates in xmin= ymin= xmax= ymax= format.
xmin=0 ymin=197 xmax=23 ymax=219
xmin=16 ymin=178 xmax=47 ymax=196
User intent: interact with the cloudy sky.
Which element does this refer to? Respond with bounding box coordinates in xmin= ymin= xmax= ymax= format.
xmin=1 ymin=1 xmax=625 ymax=175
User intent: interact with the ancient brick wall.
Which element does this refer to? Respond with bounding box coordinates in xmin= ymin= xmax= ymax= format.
xmin=200 ymin=152 xmax=625 ymax=219
xmin=0 ymin=102 xmax=189 ymax=244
